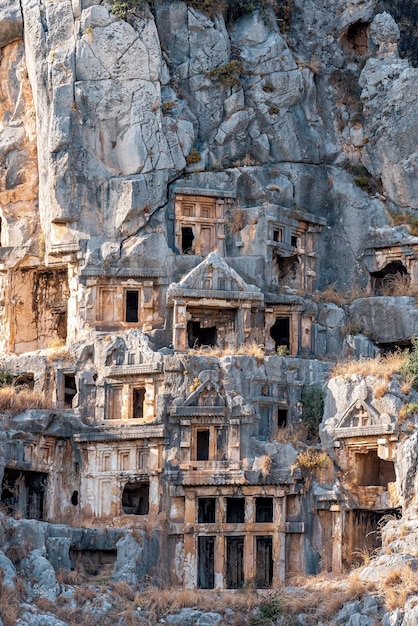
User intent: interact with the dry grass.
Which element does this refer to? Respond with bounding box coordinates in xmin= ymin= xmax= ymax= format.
xmin=282 ymin=571 xmax=370 ymax=623
xmin=399 ymin=402 xmax=418 ymax=424
xmin=401 ymin=378 xmax=414 ymax=395
xmin=0 ymin=385 xmax=52 ymax=415
xmin=293 ymin=449 xmax=330 ymax=473
xmin=189 ymin=342 xmax=265 ymax=359
xmin=259 ymin=454 xmax=272 ymax=476
xmin=137 ymin=587 xmax=261 ymax=620
xmin=374 ymin=381 xmax=389 ymax=398
xmin=313 ymin=284 xmax=367 ymax=307
xmin=228 ymin=206 xmax=245 ymax=234
xmin=379 ymin=273 xmax=418 ymax=297
xmin=0 ymin=575 xmax=27 ymax=626
xmin=330 ymin=351 xmax=407 ymax=380
xmin=377 ymin=566 xmax=418 ymax=611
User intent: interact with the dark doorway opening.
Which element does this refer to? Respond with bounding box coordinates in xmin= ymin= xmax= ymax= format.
xmin=256 ymin=536 xmax=273 ymax=588
xmin=370 ymin=260 xmax=408 ymax=295
xmin=1 ymin=469 xmax=47 ymax=520
xmin=71 ymin=490 xmax=79 ymax=506
xmin=181 ymin=227 xmax=195 ymax=254
xmin=226 ymin=536 xmax=244 ymax=589
xmin=270 ymin=317 xmax=290 ymax=352
xmin=198 ymin=536 xmax=215 ymax=589
xmin=345 ymin=508 xmax=401 ymax=568
xmin=125 ymin=290 xmax=139 ymax=323
xmin=64 ymin=374 xmax=77 ymax=408
xmin=122 ymin=481 xmax=149 ymax=515
xmin=277 ymin=409 xmax=287 ymax=428
xmin=256 ymin=497 xmax=273 ymax=523
xmin=70 ymin=549 xmax=117 ymax=578
xmin=198 ymin=498 xmax=216 ymax=523
xmin=187 ymin=321 xmax=217 ymax=349
xmin=356 ymin=450 xmax=396 ymax=487
xmin=132 ymin=388 xmax=145 ymax=419
xmin=226 ymin=498 xmax=245 ymax=523
xmin=196 ymin=429 xmax=210 ymax=461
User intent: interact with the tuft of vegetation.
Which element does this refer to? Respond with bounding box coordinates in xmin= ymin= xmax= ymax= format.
xmin=387 ymin=208 xmax=418 ymax=236
xmin=185 ymin=0 xmax=227 ymax=17
xmin=185 ymin=148 xmax=201 ymax=165
xmin=399 ymin=402 xmax=418 ymax=423
xmin=295 ymin=448 xmax=330 ymax=473
xmin=268 ymin=104 xmax=279 ymax=115
xmin=108 ymin=0 xmax=146 ymax=18
xmin=299 ymin=386 xmax=324 ymax=439
xmin=276 ymin=345 xmax=289 ymax=356
xmin=0 ymin=386 xmax=51 ymax=416
xmin=400 ymin=336 xmax=418 ymax=390
xmin=207 ymin=60 xmax=245 ymax=87
xmin=250 ymin=596 xmax=283 ymax=625
xmin=342 ymin=161 xmax=383 ymax=195
xmin=331 ymin=351 xmax=407 ymax=380
xmin=0 ymin=371 xmax=14 ymax=387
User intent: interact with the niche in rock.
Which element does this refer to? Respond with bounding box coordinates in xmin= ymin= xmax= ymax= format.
xmin=370 ymin=260 xmax=408 ymax=295
xmin=1 ymin=468 xmax=47 ymax=520
xmin=122 ymin=480 xmax=149 ymax=515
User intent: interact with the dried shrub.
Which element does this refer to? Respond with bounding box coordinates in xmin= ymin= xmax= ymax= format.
xmin=112 ymin=580 xmax=136 ymax=601
xmin=185 ymin=0 xmax=227 ymax=16
xmin=399 ymin=402 xmax=418 ymax=424
xmin=190 ymin=341 xmax=265 ymax=359
xmin=259 ymin=454 xmax=272 ymax=476
xmin=331 ymin=351 xmax=407 ymax=380
xmin=207 ymin=61 xmax=245 ymax=87
xmin=0 ymin=385 xmax=51 ymax=415
xmin=374 ymin=381 xmax=389 ymax=398
xmin=294 ymin=449 xmax=330 ymax=473
xmin=378 ymin=566 xmax=418 ymax=611
xmin=0 ymin=580 xmax=22 ymax=626
xmin=228 ymin=207 xmax=245 ymax=234
xmin=185 ymin=148 xmax=201 ymax=165
xmin=387 ymin=209 xmax=418 ymax=236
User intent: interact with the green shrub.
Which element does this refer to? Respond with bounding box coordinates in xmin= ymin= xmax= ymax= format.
xmin=251 ymin=596 xmax=283 ymax=625
xmin=0 ymin=371 xmax=14 ymax=387
xmin=207 ymin=60 xmax=245 ymax=86
xmin=400 ymin=337 xmax=418 ymax=390
xmin=300 ymin=386 xmax=324 ymax=439
xmin=108 ymin=0 xmax=145 ymax=18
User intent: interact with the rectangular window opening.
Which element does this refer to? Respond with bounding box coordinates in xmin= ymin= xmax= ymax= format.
xmin=132 ymin=388 xmax=145 ymax=419
xmin=255 ymin=497 xmax=273 ymax=523
xmin=291 ymin=235 xmax=298 ymax=248
xmin=64 ymin=374 xmax=77 ymax=408
xmin=198 ymin=498 xmax=216 ymax=523
xmin=196 ymin=429 xmax=210 ymax=461
xmin=226 ymin=497 xmax=245 ymax=523
xmin=273 ymin=229 xmax=283 ymax=242
xmin=125 ymin=290 xmax=139 ymax=323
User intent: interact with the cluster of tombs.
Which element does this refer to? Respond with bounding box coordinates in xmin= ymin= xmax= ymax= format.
xmin=0 ymin=188 xmax=412 ymax=588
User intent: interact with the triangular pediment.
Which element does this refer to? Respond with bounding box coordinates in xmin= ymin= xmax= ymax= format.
xmin=167 ymin=253 xmax=263 ymax=301
xmin=335 ymin=399 xmax=380 ymax=430
xmin=184 ymin=370 xmax=225 ymax=407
